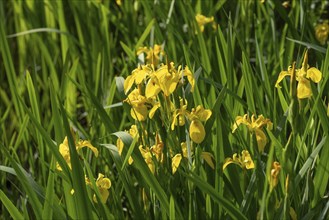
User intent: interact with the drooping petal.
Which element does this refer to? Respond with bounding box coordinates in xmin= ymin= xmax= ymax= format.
xmin=57 ymin=138 xmax=71 ymax=170
xmin=201 ymin=152 xmax=215 ymax=169
xmin=172 ymin=153 xmax=182 ymax=174
xmin=124 ymin=75 xmax=135 ymax=94
xmin=222 ymin=157 xmax=239 ymax=170
xmin=189 ymin=120 xmax=206 ymax=144
xmin=171 ymin=112 xmax=178 ymax=130
xmin=149 ymin=102 xmax=160 ymax=119
xmin=77 ymin=140 xmax=99 ymax=157
xmin=131 ymin=105 xmax=148 ymax=121
xmin=297 ymin=78 xmax=312 ymax=99
xmin=181 ymin=142 xmax=188 ymax=158
xmin=145 ymin=77 xmax=161 ymax=98
xmin=184 ymin=66 xmax=195 ymax=91
xmin=255 ymin=129 xmax=267 ymax=152
xmin=306 ymin=67 xmax=322 ymax=83
xmin=136 ymin=47 xmax=149 ymax=55
xmin=116 ymin=138 xmax=124 ymax=155
xmin=134 ymin=70 xmax=148 ymax=84
xmin=275 ymin=71 xmax=290 ymax=88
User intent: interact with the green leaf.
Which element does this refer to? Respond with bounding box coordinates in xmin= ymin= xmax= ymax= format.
xmin=170 ymin=195 xmax=175 ymax=220
xmin=185 ymin=171 xmax=247 ymax=220
xmin=135 ymin=18 xmax=155 ymax=50
xmin=0 ymin=189 xmax=24 ymax=220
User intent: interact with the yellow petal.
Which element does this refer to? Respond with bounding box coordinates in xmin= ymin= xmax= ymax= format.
xmin=97 ymin=175 xmax=111 ymax=189
xmin=171 ymin=112 xmax=179 ymax=130
xmin=241 ymin=150 xmax=255 ymax=169
xmin=77 ymin=140 xmax=99 ymax=157
xmin=275 ymin=71 xmax=290 ymax=88
xmin=93 ymin=188 xmax=110 ymax=204
xmin=255 ymin=129 xmax=267 ymax=152
xmin=181 ymin=142 xmax=188 ymax=158
xmin=222 ymin=157 xmax=236 ymax=170
xmin=201 ymin=152 xmax=215 ymax=169
xmin=172 ymin=153 xmax=182 ymax=174
xmin=149 ymin=102 xmax=160 ymax=119
xmin=116 ymin=138 xmax=124 ymax=155
xmin=306 ymin=67 xmax=322 ymax=83
xmin=195 ymin=105 xmax=212 ymax=121
xmin=184 ymin=66 xmax=195 ymax=91
xmin=232 ymin=114 xmax=248 ymax=133
xmin=99 ymin=188 xmax=110 ymax=203
xmin=131 ymin=105 xmax=148 ymax=121
xmin=145 ymin=77 xmax=161 ymax=98
xmin=134 ymin=71 xmax=147 ymax=84
xmin=124 ymin=75 xmax=135 ymax=94
xmin=129 ymin=125 xmax=138 ymax=137
xmin=297 ymin=78 xmax=312 ymax=99
xmin=139 ymin=145 xmax=148 ymax=158
xmin=157 ymin=67 xmax=179 ymax=96
xmin=136 ymin=47 xmax=149 ymax=55
xmin=290 ymin=207 xmax=297 ymax=220
xmin=189 ymin=120 xmax=206 ymax=144
xmin=128 ymin=157 xmax=134 ymax=165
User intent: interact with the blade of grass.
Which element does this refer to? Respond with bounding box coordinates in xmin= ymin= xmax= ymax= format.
xmin=1 ymin=147 xmax=43 ymax=219
xmin=185 ymin=171 xmax=248 ymax=220
xmin=0 ymin=189 xmax=24 ymax=220
xmin=134 ymin=18 xmax=155 ymax=50
xmin=58 ymin=101 xmax=94 ymax=220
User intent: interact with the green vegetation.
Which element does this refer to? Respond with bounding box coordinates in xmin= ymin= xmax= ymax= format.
xmin=1 ymin=0 xmax=329 ymax=219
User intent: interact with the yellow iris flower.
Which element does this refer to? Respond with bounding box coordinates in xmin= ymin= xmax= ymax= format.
xmin=125 ymin=88 xmax=148 ymax=121
xmin=232 ymin=114 xmax=272 ymax=152
xmin=195 ymin=14 xmax=214 ymax=33
xmin=56 ymin=136 xmax=98 ymax=171
xmin=150 ymin=133 xmax=164 ymax=163
xmin=116 ymin=124 xmax=138 ymax=165
xmin=315 ymin=21 xmax=329 ymax=45
xmin=124 ymin=64 xmax=153 ymax=94
xmin=275 ymin=50 xmax=322 ymax=99
xmin=171 ymin=97 xmax=188 ymax=130
xmin=145 ymin=63 xmax=195 ymax=98
xmin=139 ymin=145 xmax=155 ymax=174
xmin=223 ymin=150 xmax=254 ymax=170
xmin=201 ymin=152 xmax=215 ymax=169
xmin=156 ymin=62 xmax=180 ymax=97
xmin=137 ymin=44 xmax=165 ymax=66
xmin=86 ymin=173 xmax=112 ymax=204
xmin=181 ymin=142 xmax=193 ymax=158
xmin=269 ymin=161 xmax=281 ymax=191
xmin=172 ymin=153 xmax=182 ymax=174
xmin=188 ymin=105 xmax=212 ymax=144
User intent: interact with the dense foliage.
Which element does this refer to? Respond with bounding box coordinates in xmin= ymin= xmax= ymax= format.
xmin=1 ymin=0 xmax=329 ymax=219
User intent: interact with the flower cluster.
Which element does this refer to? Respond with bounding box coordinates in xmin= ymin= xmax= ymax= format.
xmin=118 ymin=45 xmax=214 ymax=176
xmin=57 ymin=136 xmax=111 ymax=204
